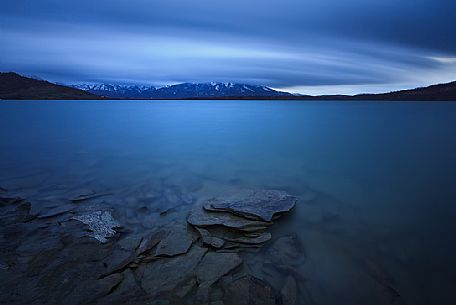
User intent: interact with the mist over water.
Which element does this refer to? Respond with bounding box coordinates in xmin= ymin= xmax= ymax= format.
xmin=1 ymin=100 xmax=455 ymax=304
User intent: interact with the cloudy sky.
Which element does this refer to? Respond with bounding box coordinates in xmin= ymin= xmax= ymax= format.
xmin=1 ymin=0 xmax=455 ymax=94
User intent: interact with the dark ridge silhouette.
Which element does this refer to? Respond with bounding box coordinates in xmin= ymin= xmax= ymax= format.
xmin=0 ymin=72 xmax=100 ymax=100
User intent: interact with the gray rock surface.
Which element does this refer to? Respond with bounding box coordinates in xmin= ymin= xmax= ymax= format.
xmin=224 ymin=275 xmax=276 ymax=305
xmin=280 ymin=276 xmax=297 ymax=305
xmin=188 ymin=203 xmax=270 ymax=229
xmin=141 ymin=245 xmax=208 ymax=298
xmin=155 ymin=226 xmax=194 ymax=257
xmin=196 ymin=227 xmax=225 ymax=249
xmin=266 ymin=234 xmax=303 ymax=266
xmin=196 ymin=252 xmax=243 ymax=285
xmin=204 ymin=190 xmax=296 ymax=222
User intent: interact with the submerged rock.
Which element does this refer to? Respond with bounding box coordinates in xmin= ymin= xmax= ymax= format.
xmin=266 ymin=234 xmax=303 ymax=266
xmin=141 ymin=245 xmax=208 ymax=298
xmin=38 ymin=204 xmax=75 ymax=218
xmin=224 ymin=275 xmax=276 ymax=305
xmin=155 ymin=225 xmax=195 ymax=257
xmin=204 ymin=190 xmax=296 ymax=222
xmin=196 ymin=252 xmax=242 ymax=286
xmin=280 ymin=276 xmax=297 ymax=305
xmin=196 ymin=252 xmax=243 ymax=302
xmin=72 ymin=210 xmax=120 ymax=243
xmin=70 ymin=192 xmax=111 ymax=202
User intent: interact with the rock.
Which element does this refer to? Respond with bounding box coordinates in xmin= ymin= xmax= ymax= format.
xmin=155 ymin=226 xmax=194 ymax=257
xmin=188 ymin=203 xmax=270 ymax=230
xmin=196 ymin=252 xmax=242 ymax=303
xmin=224 ymin=275 xmax=276 ymax=305
xmin=196 ymin=252 xmax=243 ymax=286
xmin=0 ymin=258 xmax=9 ymax=270
xmin=141 ymin=245 xmax=208 ymax=298
xmin=266 ymin=235 xmax=303 ymax=266
xmin=280 ymin=276 xmax=297 ymax=305
xmin=204 ymin=190 xmax=296 ymax=222
xmin=99 ymin=248 xmax=136 ymax=277
xmin=196 ymin=227 xmax=225 ymax=249
xmin=72 ymin=210 xmax=121 ymax=243
xmin=137 ymin=230 xmax=168 ymax=255
xmin=93 ymin=269 xmax=146 ymax=305
xmin=71 ymin=192 xmax=111 ymax=202
xmin=37 ymin=204 xmax=75 ymax=218
xmin=64 ymin=273 xmax=123 ymax=305
xmin=224 ymin=232 xmax=271 ymax=245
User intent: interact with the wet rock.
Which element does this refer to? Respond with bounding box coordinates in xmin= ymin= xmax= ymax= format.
xmin=118 ymin=233 xmax=143 ymax=252
xmin=280 ymin=276 xmax=297 ymax=305
xmin=94 ymin=269 xmax=146 ymax=305
xmin=266 ymin=234 xmax=304 ymax=266
xmin=155 ymin=226 xmax=194 ymax=257
xmin=64 ymin=273 xmax=123 ymax=305
xmin=71 ymin=192 xmax=111 ymax=202
xmin=141 ymin=245 xmax=208 ymax=298
xmin=196 ymin=252 xmax=242 ymax=303
xmin=224 ymin=275 xmax=276 ymax=305
xmin=99 ymin=248 xmax=137 ymax=277
xmin=204 ymin=190 xmax=296 ymax=222
xmin=0 ymin=258 xmax=9 ymax=270
xmin=224 ymin=232 xmax=272 ymax=245
xmin=72 ymin=210 xmax=121 ymax=243
xmin=137 ymin=230 xmax=168 ymax=255
xmin=188 ymin=203 xmax=270 ymax=230
xmin=196 ymin=252 xmax=243 ymax=286
xmin=196 ymin=227 xmax=225 ymax=249
xmin=37 ymin=204 xmax=75 ymax=218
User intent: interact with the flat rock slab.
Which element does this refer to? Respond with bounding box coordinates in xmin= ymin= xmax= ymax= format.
xmin=196 ymin=227 xmax=225 ymax=249
xmin=72 ymin=210 xmax=120 ymax=243
xmin=204 ymin=190 xmax=296 ymax=222
xmin=155 ymin=226 xmax=194 ymax=257
xmin=196 ymin=252 xmax=242 ymax=285
xmin=141 ymin=245 xmax=208 ymax=298
xmin=224 ymin=275 xmax=276 ymax=305
xmin=188 ymin=203 xmax=270 ymax=230
xmin=281 ymin=276 xmax=297 ymax=305
xmin=37 ymin=204 xmax=75 ymax=218
xmin=70 ymin=192 xmax=111 ymax=202
xmin=266 ymin=234 xmax=304 ymax=266
xmin=224 ymin=231 xmax=271 ymax=245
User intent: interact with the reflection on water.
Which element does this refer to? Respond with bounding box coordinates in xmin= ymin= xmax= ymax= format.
xmin=0 ymin=100 xmax=455 ymax=304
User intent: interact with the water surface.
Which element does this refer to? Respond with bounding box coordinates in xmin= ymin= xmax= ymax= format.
xmin=1 ymin=100 xmax=455 ymax=304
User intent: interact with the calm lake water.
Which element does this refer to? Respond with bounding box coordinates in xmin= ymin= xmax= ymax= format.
xmin=1 ymin=100 xmax=456 ymax=304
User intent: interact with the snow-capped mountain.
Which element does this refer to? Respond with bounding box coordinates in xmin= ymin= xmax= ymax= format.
xmin=71 ymin=84 xmax=156 ymax=98
xmin=70 ymin=82 xmax=292 ymax=99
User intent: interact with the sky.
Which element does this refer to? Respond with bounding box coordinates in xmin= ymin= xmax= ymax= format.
xmin=1 ymin=0 xmax=455 ymax=94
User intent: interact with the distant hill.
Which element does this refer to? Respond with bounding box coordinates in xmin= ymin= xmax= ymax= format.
xmin=0 ymin=72 xmax=100 ymax=100
xmin=352 ymin=81 xmax=456 ymax=101
xmin=71 ymin=82 xmax=292 ymax=99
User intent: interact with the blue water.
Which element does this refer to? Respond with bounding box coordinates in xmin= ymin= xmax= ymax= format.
xmin=1 ymin=100 xmax=455 ymax=304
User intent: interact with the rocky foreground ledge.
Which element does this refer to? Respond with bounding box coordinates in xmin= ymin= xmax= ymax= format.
xmin=0 ymin=189 xmax=304 ymax=305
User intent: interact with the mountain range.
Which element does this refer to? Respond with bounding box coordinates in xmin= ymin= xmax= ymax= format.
xmin=1 ymin=72 xmax=456 ymax=100
xmin=70 ymin=82 xmax=292 ymax=99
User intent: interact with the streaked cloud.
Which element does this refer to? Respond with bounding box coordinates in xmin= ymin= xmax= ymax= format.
xmin=0 ymin=0 xmax=455 ymax=94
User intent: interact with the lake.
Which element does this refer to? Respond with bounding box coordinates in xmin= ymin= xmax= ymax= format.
xmin=1 ymin=100 xmax=455 ymax=305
